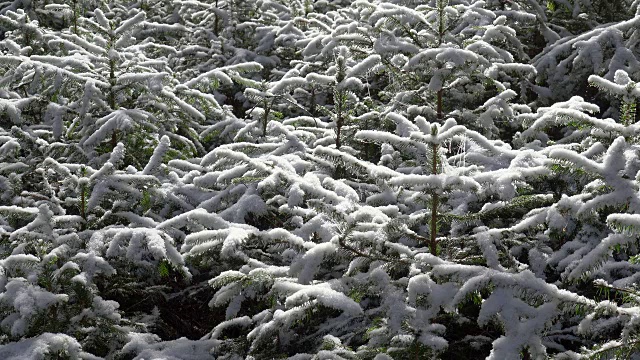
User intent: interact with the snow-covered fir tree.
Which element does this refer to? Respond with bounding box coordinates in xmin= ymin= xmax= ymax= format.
xmin=3 ymin=0 xmax=640 ymax=359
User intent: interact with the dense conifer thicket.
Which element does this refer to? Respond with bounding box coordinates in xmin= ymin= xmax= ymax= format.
xmin=1 ymin=0 xmax=640 ymax=358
